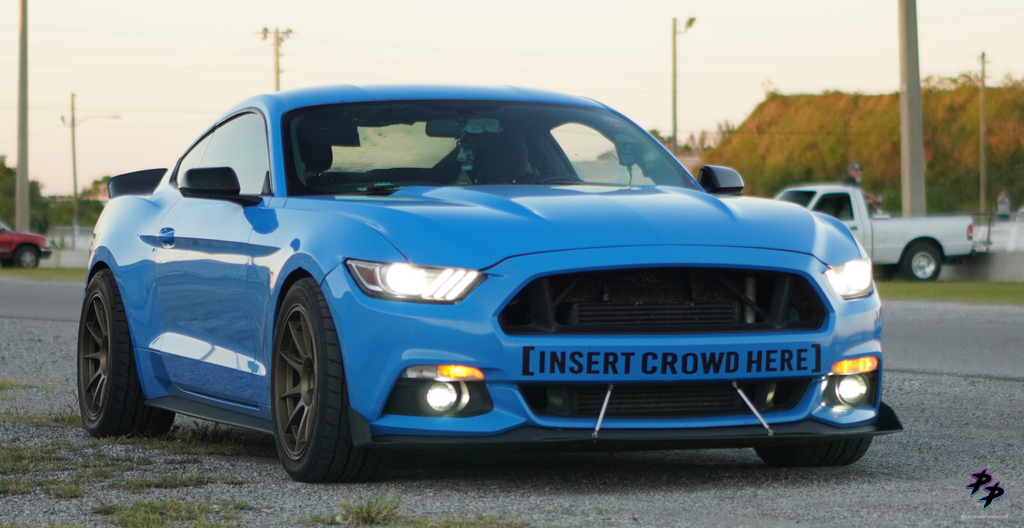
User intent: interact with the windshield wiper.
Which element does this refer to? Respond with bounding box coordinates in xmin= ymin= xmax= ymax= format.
xmin=534 ymin=175 xmax=586 ymax=185
xmin=339 ymin=183 xmax=431 ymax=196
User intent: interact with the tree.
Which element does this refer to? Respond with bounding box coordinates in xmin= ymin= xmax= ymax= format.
xmin=0 ymin=160 xmax=52 ymax=234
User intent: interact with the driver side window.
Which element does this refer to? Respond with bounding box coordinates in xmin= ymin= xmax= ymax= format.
xmin=813 ymin=193 xmax=855 ymax=221
xmin=173 ymin=113 xmax=271 ymax=195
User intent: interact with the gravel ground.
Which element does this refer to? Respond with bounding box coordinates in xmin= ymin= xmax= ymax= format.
xmin=1 ymin=281 xmax=1022 ymax=527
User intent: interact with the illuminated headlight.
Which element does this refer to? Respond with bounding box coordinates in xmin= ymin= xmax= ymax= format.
xmin=824 ymin=258 xmax=873 ymax=299
xmin=346 ymin=260 xmax=484 ymax=303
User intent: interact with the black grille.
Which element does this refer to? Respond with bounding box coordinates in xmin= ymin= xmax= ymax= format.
xmin=520 ymin=380 xmax=809 ymax=419
xmin=499 ymin=267 xmax=825 ymax=335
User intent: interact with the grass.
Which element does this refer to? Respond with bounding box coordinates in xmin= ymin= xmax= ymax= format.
xmin=0 ymin=524 xmax=89 ymax=528
xmin=1 ymin=407 xmax=83 ymax=428
xmin=0 ymin=380 xmax=37 ymax=402
xmin=110 ymin=472 xmax=243 ymax=493
xmin=403 ymin=515 xmax=535 ymax=528
xmin=0 ymin=267 xmax=86 ymax=282
xmin=305 ymin=486 xmax=534 ymax=528
xmin=337 ymin=486 xmax=403 ymax=526
xmin=91 ymin=498 xmax=255 ymax=528
xmin=0 ymin=380 xmax=30 ymax=391
xmin=305 ymin=512 xmax=535 ymax=528
xmin=876 ymin=280 xmax=1024 ymax=306
xmin=0 ymin=443 xmax=154 ymax=499
xmin=102 ymin=423 xmax=277 ymax=458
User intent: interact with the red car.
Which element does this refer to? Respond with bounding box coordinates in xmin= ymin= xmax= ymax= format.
xmin=0 ymin=220 xmax=52 ymax=268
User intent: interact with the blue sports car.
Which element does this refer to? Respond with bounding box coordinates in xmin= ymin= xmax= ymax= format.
xmin=77 ymin=85 xmax=901 ymax=482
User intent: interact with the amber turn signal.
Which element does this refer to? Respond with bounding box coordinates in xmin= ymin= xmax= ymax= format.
xmin=402 ymin=364 xmax=485 ymax=381
xmin=831 ymin=357 xmax=878 ymax=375
xmin=437 ymin=365 xmax=484 ymax=380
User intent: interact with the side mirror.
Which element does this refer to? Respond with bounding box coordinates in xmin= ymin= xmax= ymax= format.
xmin=180 ymin=167 xmax=261 ymax=205
xmin=698 ymin=165 xmax=744 ymax=196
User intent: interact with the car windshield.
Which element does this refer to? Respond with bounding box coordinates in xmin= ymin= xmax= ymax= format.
xmin=282 ymin=101 xmax=698 ymax=195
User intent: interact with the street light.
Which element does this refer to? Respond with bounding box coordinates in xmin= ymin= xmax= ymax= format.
xmin=671 ymin=16 xmax=696 ymax=157
xmin=60 ymin=93 xmax=119 ymax=249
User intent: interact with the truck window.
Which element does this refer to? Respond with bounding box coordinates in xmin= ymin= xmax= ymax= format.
xmin=813 ymin=193 xmax=854 ymax=221
xmin=778 ymin=190 xmax=816 ymax=207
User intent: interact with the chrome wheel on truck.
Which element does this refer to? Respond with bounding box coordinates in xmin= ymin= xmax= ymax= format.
xmin=900 ymin=242 xmax=941 ymax=281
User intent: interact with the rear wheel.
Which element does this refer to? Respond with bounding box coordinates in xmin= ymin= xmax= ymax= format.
xmin=78 ymin=269 xmax=175 ymax=437
xmin=14 ymin=246 xmax=39 ymax=268
xmin=900 ymin=242 xmax=941 ymax=281
xmin=271 ymin=277 xmax=389 ymax=482
xmin=755 ymin=437 xmax=872 ymax=467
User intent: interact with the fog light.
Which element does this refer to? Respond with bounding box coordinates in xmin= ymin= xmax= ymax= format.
xmin=836 ymin=374 xmax=868 ymax=406
xmin=425 ymin=382 xmax=458 ymax=412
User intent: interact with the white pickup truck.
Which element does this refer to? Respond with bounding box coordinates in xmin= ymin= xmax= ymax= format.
xmin=775 ymin=184 xmax=974 ymax=281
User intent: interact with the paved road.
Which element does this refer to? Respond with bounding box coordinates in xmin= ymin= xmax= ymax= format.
xmin=0 ymin=278 xmax=1022 ymax=527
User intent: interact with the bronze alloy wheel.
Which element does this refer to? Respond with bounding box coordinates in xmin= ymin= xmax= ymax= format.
xmin=79 ymin=290 xmax=111 ymax=420
xmin=274 ymin=303 xmax=319 ymax=460
xmin=76 ymin=269 xmax=175 ymax=437
xmin=269 ymin=277 xmax=389 ymax=482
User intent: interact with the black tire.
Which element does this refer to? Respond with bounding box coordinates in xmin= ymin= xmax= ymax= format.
xmin=14 ymin=245 xmax=39 ymax=268
xmin=77 ymin=269 xmax=176 ymax=437
xmin=270 ymin=277 xmax=389 ymax=483
xmin=755 ymin=437 xmax=873 ymax=467
xmin=900 ymin=242 xmax=941 ymax=281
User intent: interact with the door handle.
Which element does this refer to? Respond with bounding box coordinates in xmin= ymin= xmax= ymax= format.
xmin=158 ymin=227 xmax=175 ymax=248
xmin=849 ymin=226 xmax=859 ymax=231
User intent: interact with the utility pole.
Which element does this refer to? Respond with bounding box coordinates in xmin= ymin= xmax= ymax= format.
xmin=15 ymin=0 xmax=29 ymax=232
xmin=898 ymin=0 xmax=926 ymax=217
xmin=69 ymin=94 xmax=78 ymax=248
xmin=260 ymin=27 xmax=293 ymax=92
xmin=979 ymin=51 xmax=988 ymax=213
xmin=671 ymin=17 xmax=696 ymax=157
xmin=60 ymin=97 xmax=118 ymax=249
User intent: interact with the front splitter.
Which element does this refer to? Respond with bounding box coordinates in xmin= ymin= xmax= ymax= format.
xmin=356 ymin=402 xmax=902 ymax=452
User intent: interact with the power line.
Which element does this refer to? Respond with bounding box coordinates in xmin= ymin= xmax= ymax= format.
xmin=0 ymin=26 xmax=252 ymax=39
xmin=0 ymin=46 xmax=267 ymax=87
xmin=697 ymin=7 xmax=1024 ymax=26
xmin=0 ymin=43 xmax=259 ymax=55
xmin=0 ymin=62 xmax=265 ymax=72
xmin=0 ymin=106 xmax=223 ymax=114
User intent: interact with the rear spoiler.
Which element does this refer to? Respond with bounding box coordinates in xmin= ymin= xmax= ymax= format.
xmin=107 ymin=168 xmax=167 ymax=199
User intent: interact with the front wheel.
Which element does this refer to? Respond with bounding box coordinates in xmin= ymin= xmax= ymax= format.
xmin=755 ymin=437 xmax=872 ymax=467
xmin=14 ymin=246 xmax=39 ymax=268
xmin=270 ymin=278 xmax=388 ymax=482
xmin=900 ymin=242 xmax=941 ymax=281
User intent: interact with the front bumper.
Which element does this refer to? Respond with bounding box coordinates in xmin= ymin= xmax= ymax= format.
xmin=321 ymin=245 xmax=890 ymax=443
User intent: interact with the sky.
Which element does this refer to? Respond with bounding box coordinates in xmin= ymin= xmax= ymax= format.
xmin=1 ymin=0 xmax=1022 ymax=195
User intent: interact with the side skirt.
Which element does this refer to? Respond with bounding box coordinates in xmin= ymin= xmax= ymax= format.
xmin=146 ymin=396 xmax=274 ymax=434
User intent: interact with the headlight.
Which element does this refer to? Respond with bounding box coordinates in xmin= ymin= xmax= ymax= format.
xmin=824 ymin=258 xmax=873 ymax=299
xmin=346 ymin=259 xmax=484 ymax=303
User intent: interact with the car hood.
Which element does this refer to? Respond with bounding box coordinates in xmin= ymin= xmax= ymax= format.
xmin=287 ymin=185 xmax=863 ymax=270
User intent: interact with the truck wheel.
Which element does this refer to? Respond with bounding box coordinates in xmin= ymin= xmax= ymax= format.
xmin=900 ymin=242 xmax=941 ymax=281
xmin=14 ymin=246 xmax=39 ymax=268
xmin=78 ymin=269 xmax=176 ymax=437
xmin=271 ymin=278 xmax=389 ymax=482
xmin=755 ymin=437 xmax=872 ymax=467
